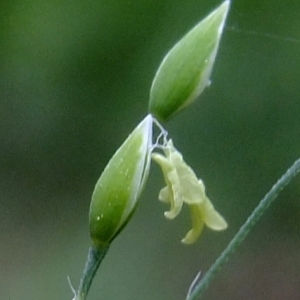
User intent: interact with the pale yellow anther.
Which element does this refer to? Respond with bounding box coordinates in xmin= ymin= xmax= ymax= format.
xmin=152 ymin=140 xmax=227 ymax=244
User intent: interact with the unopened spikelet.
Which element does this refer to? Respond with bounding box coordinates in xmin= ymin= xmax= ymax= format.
xmin=149 ymin=1 xmax=230 ymax=121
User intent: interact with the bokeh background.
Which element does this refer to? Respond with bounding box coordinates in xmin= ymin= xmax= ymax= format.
xmin=1 ymin=0 xmax=300 ymax=299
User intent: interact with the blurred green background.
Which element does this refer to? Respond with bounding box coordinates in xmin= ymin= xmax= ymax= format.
xmin=1 ymin=0 xmax=300 ymax=299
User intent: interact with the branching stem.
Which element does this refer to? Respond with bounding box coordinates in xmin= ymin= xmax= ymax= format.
xmin=187 ymin=157 xmax=300 ymax=300
xmin=73 ymin=245 xmax=109 ymax=300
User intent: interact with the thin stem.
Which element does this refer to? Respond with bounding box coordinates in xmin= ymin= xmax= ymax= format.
xmin=187 ymin=157 xmax=300 ymax=300
xmin=74 ymin=245 xmax=109 ymax=300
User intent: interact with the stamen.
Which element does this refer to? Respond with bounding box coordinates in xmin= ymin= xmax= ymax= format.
xmin=151 ymin=116 xmax=169 ymax=152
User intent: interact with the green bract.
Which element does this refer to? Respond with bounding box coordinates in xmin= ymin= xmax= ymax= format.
xmin=89 ymin=115 xmax=153 ymax=248
xmin=149 ymin=0 xmax=230 ymax=121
